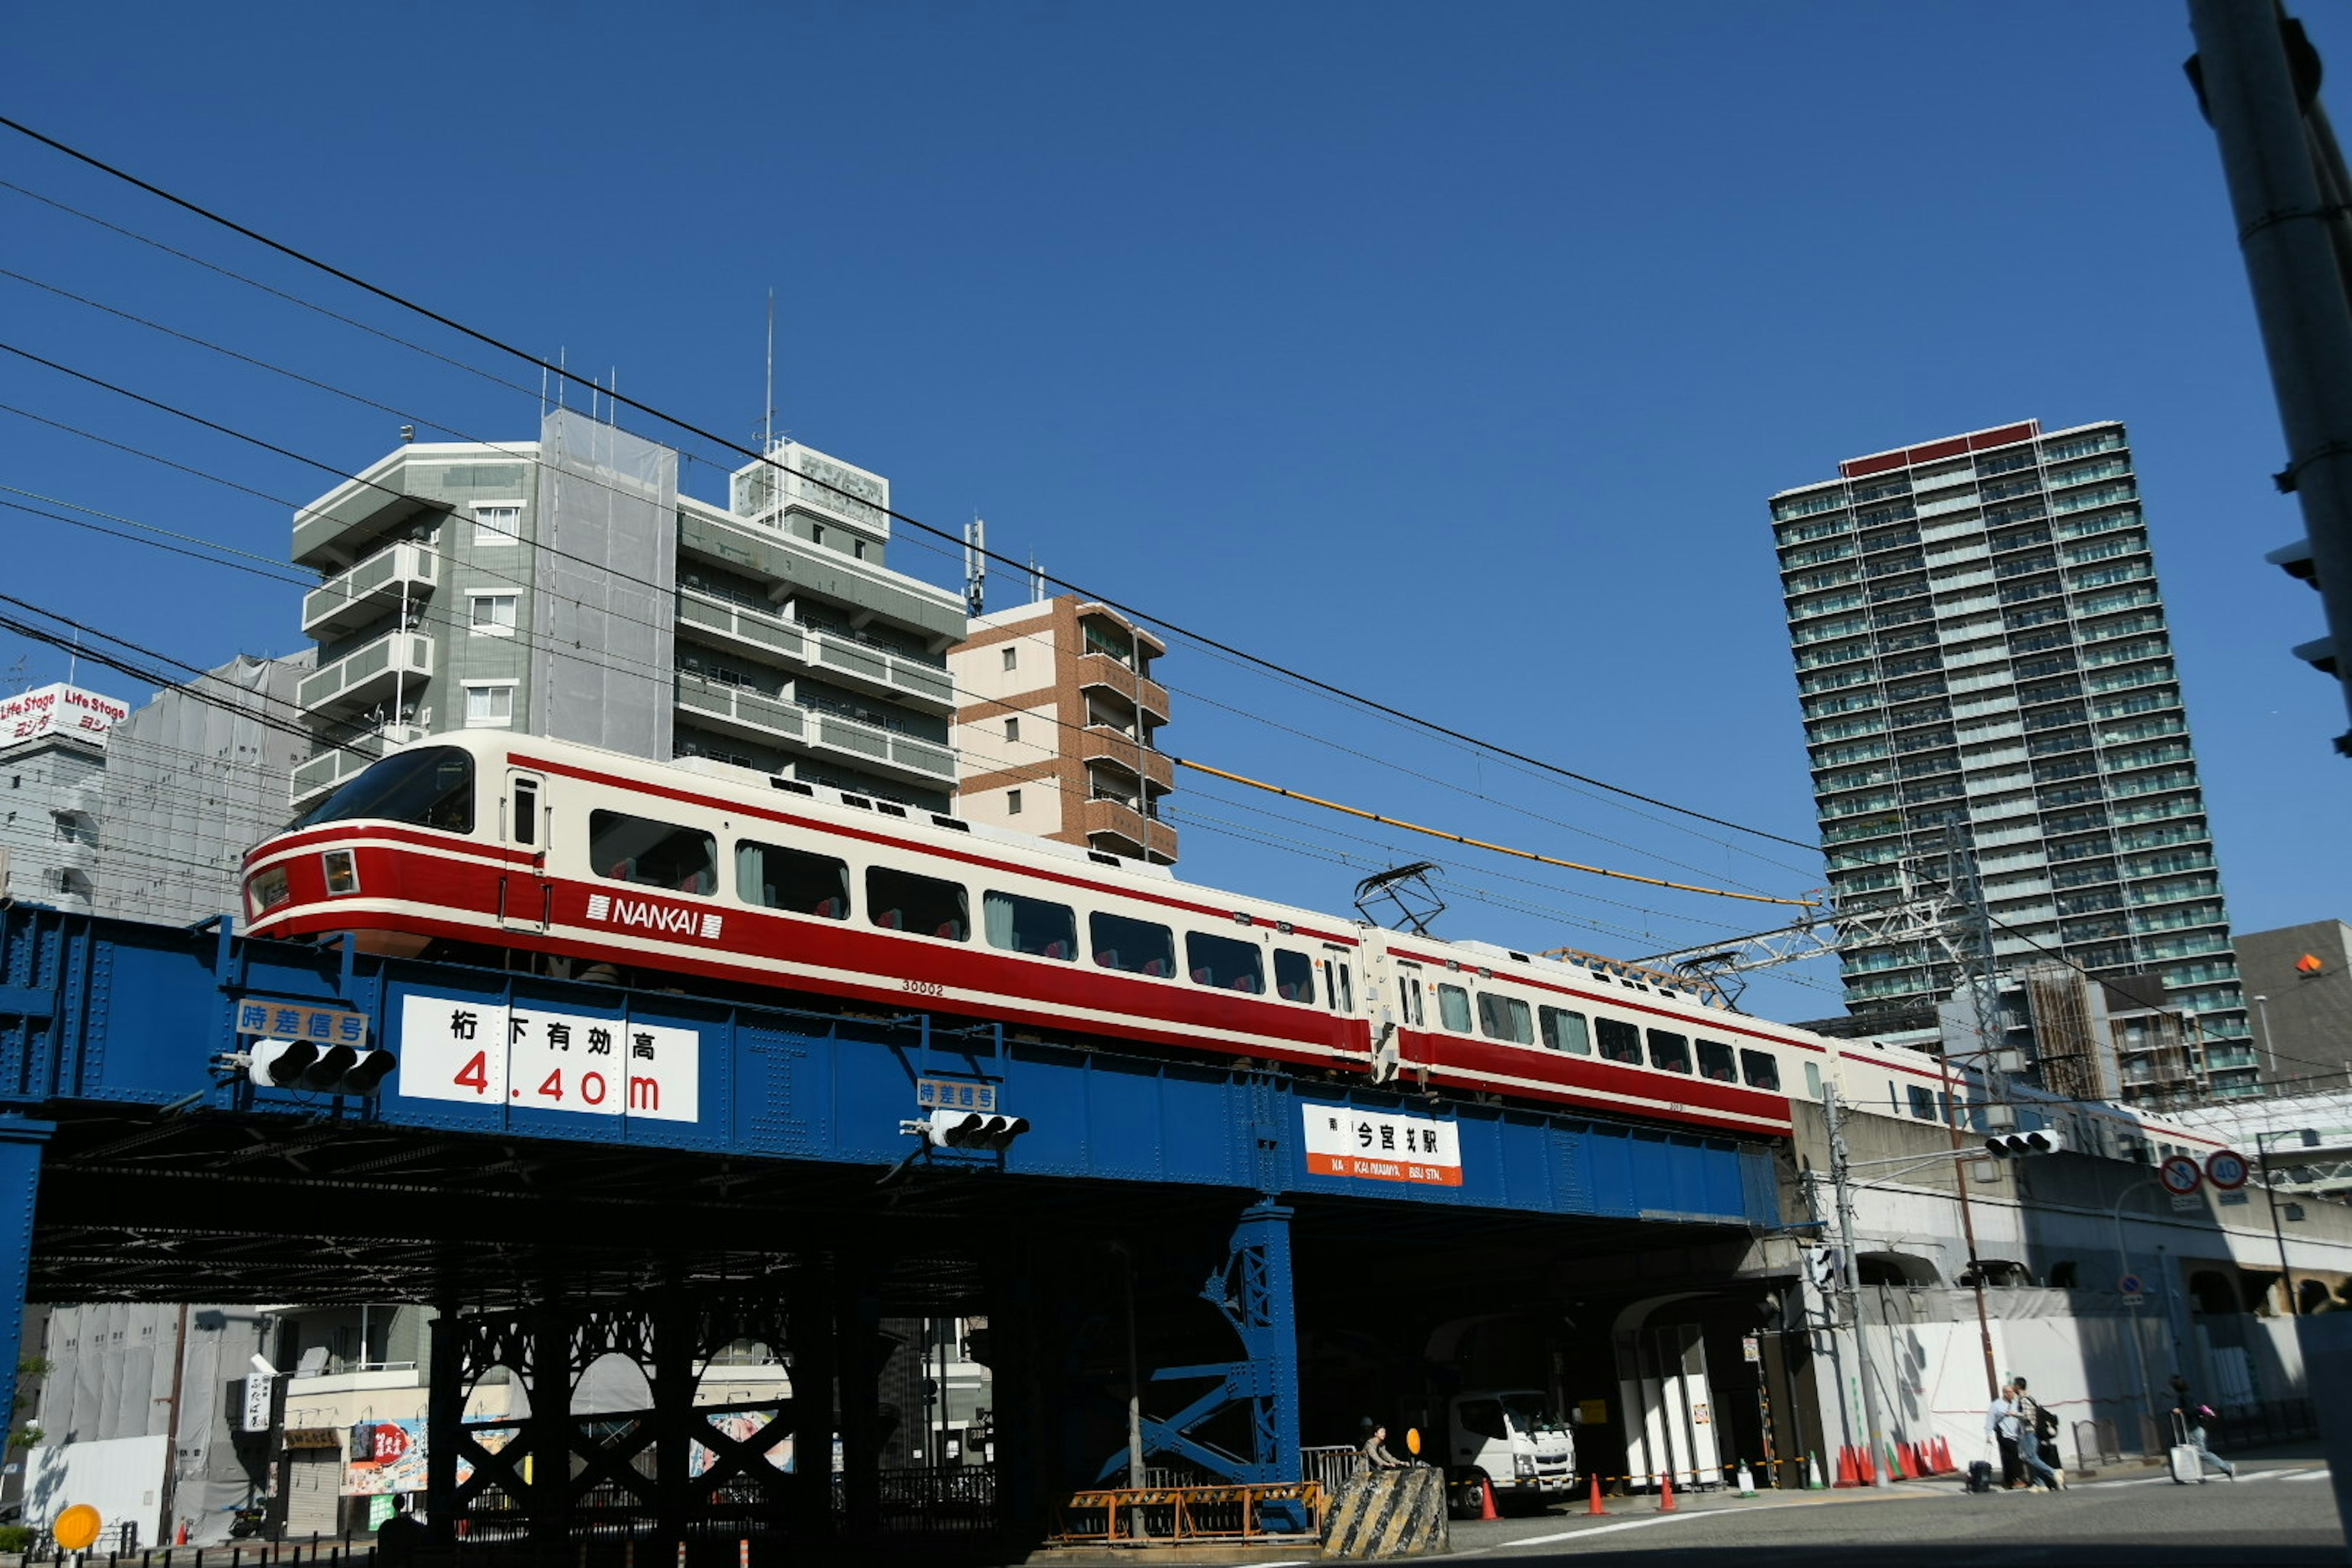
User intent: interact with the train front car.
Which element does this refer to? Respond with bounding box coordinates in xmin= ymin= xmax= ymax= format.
xmin=242 ymin=740 xmax=494 ymax=958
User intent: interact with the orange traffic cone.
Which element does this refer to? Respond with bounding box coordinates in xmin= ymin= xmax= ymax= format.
xmin=1894 ymin=1442 xmax=1913 ymax=1480
xmin=1937 ymin=1438 xmax=1954 ymax=1472
xmin=1657 ymin=1471 xmax=1677 ymax=1512
xmin=1587 ymin=1474 xmax=1608 ymax=1516
xmin=175 ymin=1523 xmax=187 ymax=1547
xmin=1833 ymin=1446 xmax=1856 ymax=1488
xmin=1478 ymin=1476 xmax=1499 ymax=1521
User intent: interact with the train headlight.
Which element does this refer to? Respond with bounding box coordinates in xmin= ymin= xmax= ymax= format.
xmin=248 ymin=867 xmax=291 ymax=917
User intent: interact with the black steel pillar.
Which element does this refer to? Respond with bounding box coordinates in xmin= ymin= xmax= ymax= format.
xmin=424 ymin=1297 xmax=463 ymax=1548
xmin=652 ymin=1289 xmax=696 ymax=1548
xmin=786 ymin=1260 xmax=836 ymax=1537
xmin=833 ymin=1256 xmax=882 ymax=1537
xmin=527 ymin=1298 xmax=574 ymax=1544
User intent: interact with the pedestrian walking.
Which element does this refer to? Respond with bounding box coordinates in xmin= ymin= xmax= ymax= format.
xmin=2168 ymin=1374 xmax=2237 ymax=1479
xmin=1985 ymin=1381 xmax=2023 ymax=1488
xmin=2010 ymin=1376 xmax=2063 ymax=1490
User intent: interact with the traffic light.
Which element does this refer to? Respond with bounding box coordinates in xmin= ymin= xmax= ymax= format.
xmin=247 ymin=1038 xmax=398 ymax=1096
xmin=924 ymin=1108 xmax=1030 ymax=1150
xmin=1803 ymin=1245 xmax=1842 ymax=1291
xmin=1986 ymin=1129 xmax=2068 ymax=1158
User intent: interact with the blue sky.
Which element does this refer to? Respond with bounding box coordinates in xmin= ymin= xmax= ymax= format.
xmin=2 ymin=1 xmax=2345 ymax=1023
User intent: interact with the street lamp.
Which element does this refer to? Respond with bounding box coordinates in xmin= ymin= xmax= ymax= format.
xmin=2109 ymin=1178 xmax=2160 ymax=1439
xmin=2254 ymin=1128 xmax=2312 ymax=1316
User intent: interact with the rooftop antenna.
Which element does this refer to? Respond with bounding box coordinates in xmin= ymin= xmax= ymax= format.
xmin=964 ymin=515 xmax=987 ymax=616
xmin=3 ymin=656 xmax=26 ymax=696
xmin=1029 ymin=552 xmax=1044 ymax=605
xmin=764 ymin=288 xmax=775 ymax=461
xmin=65 ymin=628 xmax=80 ymax=688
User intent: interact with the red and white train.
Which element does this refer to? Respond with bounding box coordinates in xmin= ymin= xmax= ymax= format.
xmin=241 ymin=733 xmax=2222 ymax=1158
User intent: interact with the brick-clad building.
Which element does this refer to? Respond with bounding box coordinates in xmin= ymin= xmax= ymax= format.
xmin=947 ymin=597 xmax=1175 ymax=864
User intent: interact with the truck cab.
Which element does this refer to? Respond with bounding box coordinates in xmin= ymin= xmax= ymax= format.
xmin=1446 ymin=1389 xmax=1575 ymax=1513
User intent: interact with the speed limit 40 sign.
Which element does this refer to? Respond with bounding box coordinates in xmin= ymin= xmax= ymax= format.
xmin=2205 ymin=1150 xmax=2249 ymax=1191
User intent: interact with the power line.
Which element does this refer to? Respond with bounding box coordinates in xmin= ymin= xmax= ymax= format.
xmin=0 ymin=117 xmax=1820 ymax=855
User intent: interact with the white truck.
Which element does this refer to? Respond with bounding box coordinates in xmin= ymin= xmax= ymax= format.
xmin=1442 ymin=1390 xmax=1576 ymax=1514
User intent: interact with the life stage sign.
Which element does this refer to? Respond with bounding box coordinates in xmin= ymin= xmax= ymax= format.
xmin=1302 ymin=1103 xmax=1461 ymax=1186
xmin=396 ymin=996 xmax=699 ymax=1122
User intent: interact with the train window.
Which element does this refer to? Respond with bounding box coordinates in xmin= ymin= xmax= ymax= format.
xmin=1697 ymin=1040 xmax=1737 ymax=1083
xmin=1539 ymin=1007 xmax=1590 ymax=1054
xmin=297 ymin=745 xmax=474 ymax=834
xmin=1273 ymin=950 xmax=1316 ymax=1003
xmin=1596 ymin=1017 xmax=1642 ymax=1064
xmin=1476 ymin=992 xmax=1533 ymax=1045
xmin=1091 ymin=912 xmax=1175 ymax=977
xmin=1740 ymin=1050 xmax=1781 ymax=1091
xmin=984 ymin=891 xmax=1076 ymax=960
xmin=1907 ymin=1084 xmax=1937 ymax=1120
xmin=511 ymin=778 xmax=538 ymax=846
xmin=1436 ymin=985 xmax=1472 ymax=1033
xmin=591 ymin=810 xmax=717 ymax=895
xmin=1803 ymin=1061 xmax=1823 ymax=1099
xmin=737 ymin=841 xmax=850 ymax=919
xmin=1646 ymin=1030 xmax=1692 ymax=1074
xmin=1322 ymin=958 xmax=1354 ymax=1012
xmin=1393 ymin=965 xmax=1425 ymax=1027
xmin=869 ymin=866 xmax=969 ymax=941
xmin=1186 ymin=932 xmax=1264 ymax=993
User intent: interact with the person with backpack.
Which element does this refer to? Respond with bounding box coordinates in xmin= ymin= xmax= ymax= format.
xmin=2010 ymin=1376 xmax=2064 ymax=1490
xmin=1984 ymin=1381 xmax=2024 ymax=1489
xmin=2169 ymin=1374 xmax=2237 ymax=1479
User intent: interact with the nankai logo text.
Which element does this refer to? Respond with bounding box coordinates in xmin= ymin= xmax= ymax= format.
xmin=584 ymin=893 xmax=723 ymax=941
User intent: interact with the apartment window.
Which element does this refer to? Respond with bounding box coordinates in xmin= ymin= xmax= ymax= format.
xmin=853 ymin=540 xmax=867 ymax=560
xmin=1002 ymin=647 xmax=1018 ymax=672
xmin=469 ymin=593 xmax=518 ymax=636
xmin=1004 ymin=717 xmax=1020 ymax=744
xmin=463 ymin=681 xmax=516 ymax=728
xmin=1006 ymin=788 xmax=1023 ymax=816
xmin=810 ymin=524 xmax=826 ymax=547
xmin=472 ymin=503 xmax=522 ymax=548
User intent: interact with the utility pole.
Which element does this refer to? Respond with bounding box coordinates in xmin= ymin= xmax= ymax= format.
xmin=1823 ymin=1087 xmax=1891 ymax=1490
xmin=1942 ymin=840 xmax=2003 ymax=1400
xmin=2186 ymin=1 xmax=2352 ymax=753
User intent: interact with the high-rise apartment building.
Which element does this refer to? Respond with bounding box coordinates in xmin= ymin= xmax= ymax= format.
xmin=289 ymin=411 xmax=967 ymax=814
xmin=1770 ymin=418 xmax=2256 ymax=1097
xmin=947 ymin=597 xmax=1175 ymax=864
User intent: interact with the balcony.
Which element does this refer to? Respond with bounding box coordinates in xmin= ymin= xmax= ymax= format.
xmin=298 ymin=631 xmax=432 ymax=715
xmin=676 ymin=589 xmax=956 ymax=715
xmin=289 ymin=725 xmax=428 ymax=810
xmin=1081 ymin=793 xmax=1177 ymax=863
xmin=674 ymin=674 xmax=956 ymax=786
xmin=1077 ymin=652 xmax=1169 ymax=726
xmin=301 ymin=542 xmax=439 ymax=638
xmin=1077 ymin=725 xmax=1174 ymax=790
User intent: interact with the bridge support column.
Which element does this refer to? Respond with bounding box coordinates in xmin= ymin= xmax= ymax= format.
xmin=786 ymin=1259 xmax=835 ymax=1537
xmin=527 ymin=1298 xmax=575 ymax=1544
xmin=651 ymin=1289 xmax=695 ymax=1548
xmin=0 ymin=1121 xmax=49 ymax=1460
xmin=424 ymin=1297 xmax=463 ymax=1548
xmin=833 ymin=1256 xmax=882 ymax=1537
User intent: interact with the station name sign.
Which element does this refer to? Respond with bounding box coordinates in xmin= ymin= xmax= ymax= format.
xmin=1302 ymin=1102 xmax=1462 ymax=1186
xmin=396 ymin=995 xmax=699 ymax=1122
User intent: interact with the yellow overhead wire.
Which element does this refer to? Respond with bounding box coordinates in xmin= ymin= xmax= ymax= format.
xmin=1173 ymin=759 xmax=1822 ymax=910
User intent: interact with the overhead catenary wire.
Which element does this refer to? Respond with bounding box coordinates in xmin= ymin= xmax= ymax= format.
xmin=1172 ymin=758 xmax=1817 ymax=908
xmin=0 ymin=117 xmax=1820 ymax=856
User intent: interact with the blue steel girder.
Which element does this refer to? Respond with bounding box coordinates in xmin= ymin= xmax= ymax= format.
xmin=0 ymin=906 xmax=1784 ymax=1232
xmin=1093 ymin=1199 xmax=1301 ymax=1487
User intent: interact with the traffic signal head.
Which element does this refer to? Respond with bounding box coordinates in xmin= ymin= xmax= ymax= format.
xmin=924 ymin=1108 xmax=1030 ymax=1150
xmin=1986 ymin=1129 xmax=2068 ymax=1158
xmin=247 ymin=1038 xmax=397 ymax=1097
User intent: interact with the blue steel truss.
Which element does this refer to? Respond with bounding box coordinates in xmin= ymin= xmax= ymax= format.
xmin=1093 ymin=1199 xmax=1301 ymax=1486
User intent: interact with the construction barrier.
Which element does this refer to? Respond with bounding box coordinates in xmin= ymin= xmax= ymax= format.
xmin=1323 ymin=1467 xmax=1447 ymax=1559
xmin=1047 ymin=1479 xmax=1324 ymax=1545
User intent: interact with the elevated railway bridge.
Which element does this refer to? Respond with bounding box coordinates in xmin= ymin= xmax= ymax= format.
xmin=0 ymin=903 xmax=1789 ymax=1551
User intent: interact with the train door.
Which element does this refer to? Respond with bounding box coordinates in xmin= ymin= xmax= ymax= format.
xmin=499 ymin=767 xmax=551 ymax=933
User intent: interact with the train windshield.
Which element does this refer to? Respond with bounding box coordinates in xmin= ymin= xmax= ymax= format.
xmin=296 ymin=746 xmax=475 ymax=834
